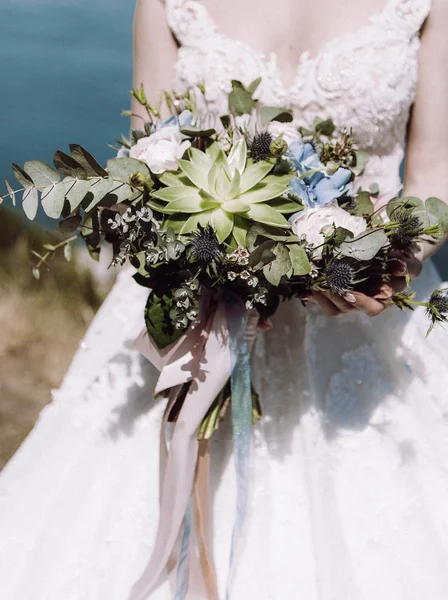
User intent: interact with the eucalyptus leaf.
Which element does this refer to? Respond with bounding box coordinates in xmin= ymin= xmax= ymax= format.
xmin=83 ymin=178 xmax=114 ymax=211
xmin=248 ymin=239 xmax=276 ymax=269
xmin=339 ymin=229 xmax=388 ymax=260
xmin=53 ymin=150 xmax=88 ymax=179
xmin=260 ymin=106 xmax=293 ymax=125
xmin=41 ymin=182 xmax=66 ymax=219
xmin=69 ymin=144 xmax=108 ymax=177
xmin=180 ymin=126 xmax=216 ymax=138
xmin=247 ymin=77 xmax=262 ymax=95
xmin=351 ymin=191 xmax=374 ymax=216
xmin=353 ymin=150 xmax=369 ymax=176
xmin=64 ymin=178 xmax=91 ymax=211
xmin=425 ymin=197 xmax=448 ymax=234
xmin=23 ymin=160 xmax=60 ymax=187
xmin=288 ymin=244 xmax=311 ymax=275
xmin=5 ymin=180 xmax=16 ymax=206
xmin=263 ymin=243 xmax=292 ymax=286
xmin=228 ymin=80 xmax=257 ymax=116
xmin=12 ymin=163 xmax=34 ymax=189
xmin=314 ymin=119 xmax=336 ymax=137
xmin=22 ymin=188 xmax=39 ymax=220
xmin=106 ymin=157 xmax=151 ymax=180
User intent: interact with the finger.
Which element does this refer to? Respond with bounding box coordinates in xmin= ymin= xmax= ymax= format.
xmin=313 ymin=292 xmax=342 ymax=317
xmin=351 ymin=292 xmax=389 ymax=317
xmin=321 ymin=290 xmax=357 ymax=313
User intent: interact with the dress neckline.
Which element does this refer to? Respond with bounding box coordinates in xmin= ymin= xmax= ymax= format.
xmin=189 ymin=0 xmax=400 ymax=93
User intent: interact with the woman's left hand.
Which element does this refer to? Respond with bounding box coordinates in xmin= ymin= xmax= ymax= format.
xmin=310 ymin=253 xmax=423 ymax=318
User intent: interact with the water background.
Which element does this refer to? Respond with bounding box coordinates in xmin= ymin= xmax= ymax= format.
xmin=1 ymin=0 xmax=447 ymax=276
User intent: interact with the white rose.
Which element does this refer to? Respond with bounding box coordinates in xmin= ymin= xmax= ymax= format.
xmin=267 ymin=121 xmax=302 ymax=145
xmin=129 ymin=126 xmax=191 ymax=174
xmin=290 ymin=202 xmax=367 ymax=258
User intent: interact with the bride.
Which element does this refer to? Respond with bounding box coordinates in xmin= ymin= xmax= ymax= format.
xmin=1 ymin=0 xmax=448 ymax=598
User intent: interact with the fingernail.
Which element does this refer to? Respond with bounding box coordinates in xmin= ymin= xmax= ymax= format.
xmin=344 ymin=293 xmax=357 ymax=304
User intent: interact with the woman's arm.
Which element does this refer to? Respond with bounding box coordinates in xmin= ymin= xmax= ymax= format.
xmin=131 ymin=0 xmax=179 ymax=129
xmin=312 ymin=1 xmax=448 ymax=317
xmin=402 ymin=0 xmax=448 ymax=262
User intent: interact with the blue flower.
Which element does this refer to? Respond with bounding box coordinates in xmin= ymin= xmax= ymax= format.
xmin=286 ymin=142 xmax=322 ymax=174
xmin=289 ymin=167 xmax=352 ymax=208
xmin=156 ymin=110 xmax=193 ymax=130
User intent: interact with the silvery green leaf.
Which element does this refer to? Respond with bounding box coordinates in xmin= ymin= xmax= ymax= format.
xmin=69 ymin=144 xmax=108 ymax=177
xmin=260 ymin=106 xmax=293 ymax=125
xmin=83 ymin=178 xmax=114 ymax=211
xmin=177 ymin=158 xmax=209 ymax=190
xmin=314 ymin=118 xmax=336 ymax=136
xmin=247 ymin=77 xmax=262 ymax=95
xmin=22 ymin=187 xmax=39 ymax=220
xmin=5 ymin=180 xmax=16 ymax=206
xmin=232 ymin=215 xmax=247 ymax=247
xmin=53 ymin=150 xmax=88 ymax=179
xmin=64 ymin=178 xmax=91 ymax=211
xmin=239 ymin=161 xmax=274 ymax=194
xmin=353 ymin=150 xmax=368 ymax=176
xmin=339 ymin=229 xmax=388 ymax=260
xmin=211 ymin=208 xmax=233 ymax=242
xmin=228 ymin=80 xmax=257 ymax=116
xmin=41 ymin=182 xmax=66 ymax=219
xmin=246 ymin=203 xmax=290 ymax=227
xmin=267 ymin=197 xmax=302 ymax=213
xmin=351 ymin=191 xmax=374 ymax=216
xmin=23 ymin=160 xmax=60 ymax=187
xmin=106 ymin=157 xmax=150 ymax=180
xmin=106 ymin=181 xmax=134 ymax=204
xmin=425 ymin=197 xmax=448 ymax=234
xmin=180 ymin=126 xmax=215 ymax=138
xmin=240 ymin=182 xmax=287 ymax=204
xmin=263 ymin=243 xmax=291 ymax=286
xmin=288 ymin=244 xmax=311 ymax=275
xmin=248 ymin=239 xmax=276 ymax=269
xmin=12 ymin=163 xmax=34 ymax=189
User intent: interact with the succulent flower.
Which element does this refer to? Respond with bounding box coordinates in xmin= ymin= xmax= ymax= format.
xmin=150 ymin=139 xmax=292 ymax=246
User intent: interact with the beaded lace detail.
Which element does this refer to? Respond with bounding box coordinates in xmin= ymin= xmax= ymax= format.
xmin=168 ymin=0 xmax=431 ymax=200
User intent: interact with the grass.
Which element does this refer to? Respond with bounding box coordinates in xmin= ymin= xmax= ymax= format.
xmin=0 ymin=207 xmax=111 ymax=469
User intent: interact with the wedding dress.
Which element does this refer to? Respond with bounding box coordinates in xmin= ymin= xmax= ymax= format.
xmin=2 ymin=0 xmax=448 ymax=598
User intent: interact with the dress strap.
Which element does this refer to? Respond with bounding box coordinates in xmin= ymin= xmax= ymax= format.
xmin=165 ymin=0 xmax=216 ymax=47
xmin=373 ymin=0 xmax=432 ymax=37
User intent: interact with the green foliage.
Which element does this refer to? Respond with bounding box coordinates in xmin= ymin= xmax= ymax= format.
xmin=145 ymin=291 xmax=185 ymax=349
xmin=339 ymin=229 xmax=388 ymax=261
xmin=228 ymin=78 xmax=261 ymax=116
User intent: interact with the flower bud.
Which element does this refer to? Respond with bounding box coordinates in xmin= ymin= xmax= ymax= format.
xmin=269 ymin=137 xmax=288 ymax=157
xmin=326 ymin=161 xmax=340 ymax=176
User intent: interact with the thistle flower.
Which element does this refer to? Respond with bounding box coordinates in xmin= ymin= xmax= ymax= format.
xmin=390 ymin=210 xmax=423 ymax=250
xmin=249 ymin=131 xmax=273 ymax=162
xmin=426 ymin=288 xmax=448 ymax=334
xmin=189 ymin=224 xmax=221 ymax=263
xmin=326 ymin=260 xmax=355 ymax=296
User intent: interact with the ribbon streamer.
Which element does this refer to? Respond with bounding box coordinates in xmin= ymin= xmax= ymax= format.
xmin=130 ymin=297 xmax=257 ymax=600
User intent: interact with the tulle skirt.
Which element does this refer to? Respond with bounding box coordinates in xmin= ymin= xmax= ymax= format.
xmin=1 ymin=261 xmax=448 ymax=600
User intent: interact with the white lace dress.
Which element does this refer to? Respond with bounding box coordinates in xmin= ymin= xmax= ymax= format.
xmin=2 ymin=1 xmax=448 ymax=598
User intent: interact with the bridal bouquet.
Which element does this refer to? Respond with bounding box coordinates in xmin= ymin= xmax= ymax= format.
xmin=3 ymin=78 xmax=448 ymax=599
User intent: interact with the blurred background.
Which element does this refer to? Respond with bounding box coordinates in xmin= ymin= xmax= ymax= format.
xmin=1 ymin=0 xmax=448 ymax=470
xmin=0 ymin=0 xmax=134 ymax=468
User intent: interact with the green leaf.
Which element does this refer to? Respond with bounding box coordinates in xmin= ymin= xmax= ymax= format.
xmin=247 ymin=222 xmax=296 ymax=245
xmin=353 ymin=150 xmax=369 ymax=176
xmin=232 ymin=215 xmax=248 ymax=247
xmin=22 ymin=188 xmax=39 ymax=220
xmin=240 ymin=182 xmax=287 ymax=204
xmin=351 ymin=191 xmax=374 ymax=216
xmin=228 ymin=80 xmax=257 ymax=116
xmin=227 ymin=139 xmax=247 ymax=175
xmin=12 ymin=163 xmax=34 ymax=189
xmin=260 ymin=106 xmax=293 ymax=125
xmin=263 ymin=243 xmax=292 ymax=286
xmin=247 ymin=77 xmax=262 ymax=95
xmin=221 ymin=199 xmax=249 ymax=213
xmin=145 ymin=292 xmax=184 ymax=349
xmin=239 ymin=161 xmax=274 ymax=193
xmin=107 ymin=157 xmax=151 ymax=181
xmin=314 ymin=118 xmax=336 ymax=137
xmin=164 ymin=193 xmax=219 ymax=214
xmin=105 ymin=181 xmax=135 ymax=205
xmin=177 ymin=158 xmax=209 ymax=190
xmin=267 ymin=196 xmax=303 ymax=213
xmin=211 ymin=208 xmax=234 ymax=243
xmin=228 ymin=167 xmax=241 ymax=199
xmin=163 ymin=213 xmax=186 ymax=233
xmin=70 ymin=144 xmax=108 ymax=177
xmin=246 ymin=203 xmax=290 ymax=227
xmin=215 ymin=165 xmax=232 ymax=198
xmin=63 ymin=178 xmax=91 ymax=211
xmin=53 ymin=150 xmax=88 ymax=179
xmin=180 ymin=210 xmax=216 ymax=234
xmin=425 ymin=197 xmax=448 ymax=234
xmin=339 ymin=229 xmax=388 ymax=261
xmin=180 ymin=126 xmax=216 ymax=138
xmin=386 ymin=195 xmax=423 ymax=219
xmin=288 ymin=244 xmax=311 ymax=275
xmin=187 ymin=147 xmax=213 ymax=172
xmin=158 ymin=171 xmax=193 ymax=187
xmin=59 ymin=215 xmax=82 ymax=234
xmin=23 ymin=160 xmax=60 ymax=187
xmin=41 ymin=183 xmax=66 ymax=219
xmin=248 ymin=239 xmax=276 ymax=269
xmin=152 ymin=186 xmax=202 ymax=205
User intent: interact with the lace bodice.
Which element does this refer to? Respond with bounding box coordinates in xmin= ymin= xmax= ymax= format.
xmin=167 ymin=0 xmax=431 ymax=200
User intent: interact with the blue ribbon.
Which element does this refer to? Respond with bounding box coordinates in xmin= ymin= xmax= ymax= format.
xmin=225 ymin=301 xmax=253 ymax=599
xmin=174 ymin=504 xmax=193 ymax=600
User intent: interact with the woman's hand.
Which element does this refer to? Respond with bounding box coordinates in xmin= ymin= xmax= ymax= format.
xmin=310 ymin=253 xmax=423 ymax=318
